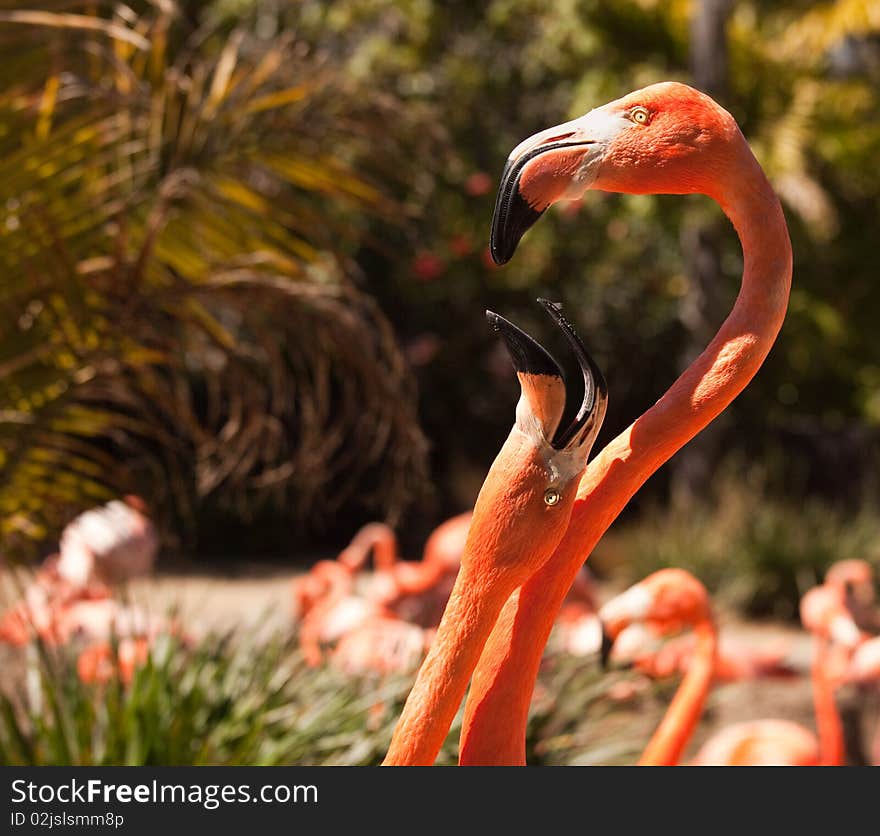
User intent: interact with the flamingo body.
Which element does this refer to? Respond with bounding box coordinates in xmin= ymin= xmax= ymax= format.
xmin=692 ymin=719 xmax=819 ymax=766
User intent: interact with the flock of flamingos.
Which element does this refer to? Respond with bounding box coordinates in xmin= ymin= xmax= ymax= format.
xmin=2 ymin=82 xmax=879 ymax=765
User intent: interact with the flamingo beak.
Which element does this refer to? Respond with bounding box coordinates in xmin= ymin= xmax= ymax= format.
xmin=489 ymin=139 xmax=594 ymax=264
xmin=490 ymin=107 xmax=632 ymax=264
xmin=486 ymin=299 xmax=607 ymax=451
xmin=597 ymin=583 xmax=654 ymax=669
xmin=600 ymin=623 xmax=615 ymax=670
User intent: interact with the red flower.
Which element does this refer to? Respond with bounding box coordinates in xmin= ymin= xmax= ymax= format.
xmin=465 ymin=171 xmax=493 ymax=196
xmin=449 ymin=234 xmax=473 ymax=258
xmin=412 ymin=252 xmax=445 ymax=282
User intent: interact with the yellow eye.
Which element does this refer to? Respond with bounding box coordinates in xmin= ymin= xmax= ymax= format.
xmin=631 ymin=107 xmax=650 ymax=125
xmin=544 ymin=488 xmax=561 ymax=506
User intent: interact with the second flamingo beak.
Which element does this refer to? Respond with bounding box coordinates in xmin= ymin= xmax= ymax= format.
xmin=600 ymin=624 xmax=616 ymax=670
xmin=487 ymin=299 xmax=607 ymax=453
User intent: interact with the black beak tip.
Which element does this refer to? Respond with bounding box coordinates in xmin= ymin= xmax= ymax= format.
xmin=536 ymin=297 xmax=562 ymax=316
xmin=486 ymin=309 xmax=562 ymax=379
xmin=535 ymin=298 xmax=608 ymax=450
xmin=490 ymin=169 xmax=545 ymax=267
xmin=600 ymin=625 xmax=614 ymax=670
xmin=489 ymin=243 xmax=512 ymax=267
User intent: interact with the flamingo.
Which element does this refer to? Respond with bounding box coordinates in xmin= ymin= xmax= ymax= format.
xmin=800 ymin=582 xmax=867 ymax=653
xmin=383 ymin=300 xmax=608 ymax=764
xmin=0 ymin=580 xmax=173 ymax=687
xmin=340 ymin=512 xmax=473 ymax=627
xmin=0 ymin=495 xmax=159 ymax=646
xmin=337 ymin=513 xmax=473 ymax=580
xmin=292 ymin=513 xmax=472 ymax=667
xmin=323 ymin=565 xmax=601 ymax=676
xmin=848 ymin=636 xmax=880 ymax=685
xmin=0 ymin=577 xmax=108 ymax=646
xmin=290 ymin=559 xmax=356 ymax=623
xmin=456 ymin=81 xmax=792 ymax=765
xmin=824 ymin=558 xmax=878 ymax=634
xmin=336 ymin=523 xmax=401 ymax=574
xmin=0 ymin=495 xmax=170 ymax=686
xmin=295 ymin=518 xmax=603 ymax=673
xmin=599 ymin=569 xmax=852 ymax=765
xmin=332 ymin=617 xmax=435 ymax=677
xmin=56 ymin=495 xmax=158 ymax=587
xmin=690 ymin=586 xmax=863 ymax=766
xmin=294 ymin=560 xmax=385 ymax=668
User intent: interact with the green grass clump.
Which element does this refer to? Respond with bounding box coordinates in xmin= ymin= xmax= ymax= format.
xmin=0 ymin=633 xmax=462 ymax=766
xmin=0 ymin=628 xmax=658 ymax=766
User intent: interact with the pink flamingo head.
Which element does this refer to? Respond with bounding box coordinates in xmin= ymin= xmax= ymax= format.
xmin=491 ymin=82 xmax=744 ymax=264
xmin=799 ymin=583 xmax=862 ymax=649
xmin=598 ymin=569 xmax=712 ymax=666
xmin=825 ymin=558 xmax=875 ymax=608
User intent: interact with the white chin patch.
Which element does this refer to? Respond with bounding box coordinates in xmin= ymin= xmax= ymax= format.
xmin=598 ymin=584 xmax=653 ymax=625
xmin=829 ymin=614 xmax=861 ymax=648
xmin=611 ymin=623 xmax=655 ymax=661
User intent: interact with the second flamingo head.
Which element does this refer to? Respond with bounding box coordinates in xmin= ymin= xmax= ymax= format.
xmin=464 ymin=299 xmax=608 ymax=586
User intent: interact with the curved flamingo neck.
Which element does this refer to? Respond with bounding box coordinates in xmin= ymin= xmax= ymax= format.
xmin=339 ymin=524 xmax=398 ymax=572
xmin=460 ymin=146 xmax=792 ymax=765
xmin=811 ymin=638 xmax=844 ymax=766
xmin=639 ymin=618 xmax=717 ymax=766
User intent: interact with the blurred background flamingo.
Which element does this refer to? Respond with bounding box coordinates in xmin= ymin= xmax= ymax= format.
xmin=293 ymin=512 xmax=608 ymax=672
xmin=0 ymin=496 xmax=175 ymax=685
xmin=600 ymin=566 xmax=878 ymax=765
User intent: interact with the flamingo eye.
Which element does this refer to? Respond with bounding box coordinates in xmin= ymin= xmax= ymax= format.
xmin=631 ymin=107 xmax=650 ymax=125
xmin=544 ymin=488 xmax=561 ymax=506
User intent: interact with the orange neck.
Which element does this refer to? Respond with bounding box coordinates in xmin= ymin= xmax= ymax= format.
xmin=339 ymin=524 xmax=398 ymax=572
xmin=460 ymin=149 xmax=792 ymax=765
xmin=382 ymin=563 xmax=513 ymax=765
xmin=812 ymin=638 xmax=844 ymax=766
xmin=639 ymin=619 xmax=717 ymax=766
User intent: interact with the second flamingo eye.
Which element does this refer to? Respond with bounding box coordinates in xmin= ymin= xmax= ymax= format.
xmin=544 ymin=488 xmax=561 ymax=506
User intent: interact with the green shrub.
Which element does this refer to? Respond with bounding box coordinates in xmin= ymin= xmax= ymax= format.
xmin=0 ymin=632 xmax=459 ymax=766
xmin=600 ymin=479 xmax=880 ymax=619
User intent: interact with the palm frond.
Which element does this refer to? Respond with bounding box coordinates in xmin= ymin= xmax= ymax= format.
xmin=0 ymin=3 xmax=428 ymax=559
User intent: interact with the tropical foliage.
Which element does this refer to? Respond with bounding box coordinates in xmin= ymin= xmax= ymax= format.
xmin=0 ymin=2 xmax=429 ymax=560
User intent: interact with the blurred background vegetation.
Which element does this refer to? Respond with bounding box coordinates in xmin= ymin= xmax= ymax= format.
xmin=1 ymin=0 xmax=879 ymax=616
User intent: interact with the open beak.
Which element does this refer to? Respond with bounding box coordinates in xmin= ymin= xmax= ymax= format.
xmin=486 ymin=299 xmax=607 ymax=451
